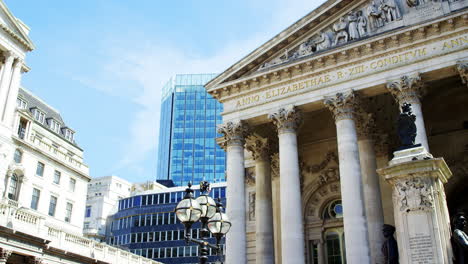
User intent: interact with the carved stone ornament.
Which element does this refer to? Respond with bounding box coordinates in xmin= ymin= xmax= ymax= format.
xmin=246 ymin=135 xmax=271 ymax=161
xmin=305 ymin=151 xmax=339 ymax=173
xmin=323 ymin=90 xmax=359 ymax=121
xmin=456 ymin=61 xmax=468 ymax=86
xmin=217 ymin=120 xmax=250 ymax=147
xmin=318 ymin=168 xmax=340 ymax=186
xmin=0 ymin=248 xmax=13 ymax=261
xmin=394 ymin=176 xmax=434 ymax=212
xmin=248 ymin=192 xmax=256 ymax=221
xmin=355 ymin=111 xmax=378 ymax=140
xmin=245 ymin=169 xmax=256 ymax=185
xmin=333 ymin=17 xmax=349 ymax=46
xmin=271 ymin=153 xmax=279 ymax=178
xmin=26 ymin=257 xmax=44 ymax=264
xmin=386 ymin=73 xmax=425 ymax=105
xmin=268 ymin=105 xmax=303 ymax=133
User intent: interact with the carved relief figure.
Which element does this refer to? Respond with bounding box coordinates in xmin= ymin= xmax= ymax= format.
xmin=333 ymin=17 xmax=349 ymax=46
xmin=357 ymin=11 xmax=367 ymax=37
xmin=381 ymin=0 xmax=401 ymax=22
xmin=347 ymin=11 xmax=360 ymax=40
xmin=315 ymin=31 xmax=331 ymax=51
xmin=367 ymin=0 xmax=385 ymax=30
xmin=395 ymin=177 xmax=433 ymax=212
xmin=293 ymin=40 xmax=314 ymax=58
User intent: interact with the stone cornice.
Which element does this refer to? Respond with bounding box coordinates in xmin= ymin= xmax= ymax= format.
xmin=208 ymin=11 xmax=467 ymax=102
xmin=0 ymin=23 xmax=34 ymax=51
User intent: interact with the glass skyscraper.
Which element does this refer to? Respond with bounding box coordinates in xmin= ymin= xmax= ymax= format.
xmin=157 ymin=74 xmax=225 ymax=186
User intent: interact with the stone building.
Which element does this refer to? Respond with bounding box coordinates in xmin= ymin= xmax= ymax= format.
xmin=206 ymin=0 xmax=468 ymax=263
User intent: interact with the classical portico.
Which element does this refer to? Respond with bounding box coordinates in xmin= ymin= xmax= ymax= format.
xmin=209 ymin=0 xmax=468 ymax=263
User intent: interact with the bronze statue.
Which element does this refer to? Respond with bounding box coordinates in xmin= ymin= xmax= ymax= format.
xmin=382 ymin=224 xmax=399 ymax=264
xmin=452 ymin=214 xmax=468 ymax=263
xmin=397 ymin=103 xmax=418 ymax=150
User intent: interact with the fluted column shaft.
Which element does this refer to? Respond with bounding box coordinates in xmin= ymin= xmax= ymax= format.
xmin=218 ymin=121 xmax=249 ymax=264
xmin=247 ymin=136 xmax=274 ymax=264
xmin=387 ymin=74 xmax=429 ymax=150
xmin=0 ymin=52 xmax=15 ymax=121
xmin=269 ymin=106 xmax=305 ymax=264
xmin=324 ymin=91 xmax=371 ymax=264
xmin=3 ymin=59 xmax=23 ymax=125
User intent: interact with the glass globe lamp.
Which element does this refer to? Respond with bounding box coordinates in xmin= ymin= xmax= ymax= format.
xmin=175 ymin=183 xmax=202 ymax=225
xmin=196 ymin=181 xmax=217 ymax=219
xmin=207 ymin=200 xmax=231 ymax=240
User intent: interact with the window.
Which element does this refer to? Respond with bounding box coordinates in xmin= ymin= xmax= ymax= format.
xmin=31 ymin=188 xmax=40 ymax=210
xmin=69 ymin=178 xmax=76 ymax=192
xmin=36 ymin=162 xmax=44 ymax=176
xmin=53 ymin=170 xmax=61 ymax=184
xmin=64 ymin=129 xmax=74 ymax=141
xmin=84 ymin=222 xmax=90 ymax=229
xmin=65 ymin=202 xmax=73 ymax=222
xmin=323 ymin=200 xmax=343 ymax=219
xmin=13 ymin=149 xmax=22 ymax=163
xmin=16 ymin=98 xmax=27 ymax=109
xmin=50 ymin=119 xmax=61 ymax=133
xmin=48 ymin=196 xmax=57 ymax=216
xmin=85 ymin=206 xmax=91 ymax=217
xmin=8 ymin=174 xmax=18 ymax=200
xmin=17 ymin=119 xmax=27 ymax=139
xmin=33 ymin=109 xmax=45 ymax=124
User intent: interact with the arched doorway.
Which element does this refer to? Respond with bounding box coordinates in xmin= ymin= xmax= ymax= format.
xmin=303 ymin=167 xmax=346 ymax=264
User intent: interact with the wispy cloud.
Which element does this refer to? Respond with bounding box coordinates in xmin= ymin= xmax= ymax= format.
xmin=80 ymin=0 xmax=324 ymax=177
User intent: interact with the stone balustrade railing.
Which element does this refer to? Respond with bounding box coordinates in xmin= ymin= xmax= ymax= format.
xmin=27 ymin=134 xmax=89 ymax=175
xmin=0 ymin=201 xmax=161 ymax=264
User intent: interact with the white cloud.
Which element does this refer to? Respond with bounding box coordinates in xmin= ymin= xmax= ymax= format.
xmin=84 ymin=0 xmax=325 ymax=176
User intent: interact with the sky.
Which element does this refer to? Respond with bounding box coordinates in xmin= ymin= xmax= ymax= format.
xmin=6 ymin=0 xmax=325 ymax=183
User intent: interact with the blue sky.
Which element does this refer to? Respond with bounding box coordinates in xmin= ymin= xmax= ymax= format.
xmin=6 ymin=0 xmax=325 ymax=183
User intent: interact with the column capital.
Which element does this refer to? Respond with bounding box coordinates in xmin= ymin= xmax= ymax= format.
xmin=217 ymin=120 xmax=250 ymax=147
xmin=13 ymin=58 xmax=23 ymax=68
xmin=323 ymin=90 xmax=358 ymax=122
xmin=456 ymin=61 xmax=468 ymax=86
xmin=0 ymin=248 xmax=12 ymax=261
xmin=246 ymin=135 xmax=271 ymax=161
xmin=386 ymin=73 xmax=425 ymax=105
xmin=268 ymin=105 xmax=302 ymax=134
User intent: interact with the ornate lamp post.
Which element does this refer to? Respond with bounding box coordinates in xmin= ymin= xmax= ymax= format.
xmin=175 ymin=181 xmax=231 ymax=264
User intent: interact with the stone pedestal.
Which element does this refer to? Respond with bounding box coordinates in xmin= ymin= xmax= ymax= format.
xmin=377 ymin=149 xmax=453 ymax=264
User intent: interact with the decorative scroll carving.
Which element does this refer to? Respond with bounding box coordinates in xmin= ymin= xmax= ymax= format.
xmin=386 ymin=73 xmax=425 ymax=105
xmin=217 ymin=120 xmax=250 ymax=148
xmin=268 ymin=105 xmax=303 ymax=133
xmin=271 ymin=153 xmax=279 ymax=178
xmin=456 ymin=61 xmax=468 ymax=86
xmin=323 ymin=90 xmax=359 ymax=121
xmin=394 ymin=177 xmax=434 ymax=212
xmin=0 ymin=248 xmax=12 ymax=261
xmin=318 ymin=168 xmax=340 ymax=186
xmin=246 ymin=135 xmax=271 ymax=161
xmin=305 ymin=151 xmax=339 ymax=173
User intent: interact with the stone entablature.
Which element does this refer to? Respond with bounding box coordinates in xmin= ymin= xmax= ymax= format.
xmin=207 ymin=11 xmax=467 ymax=120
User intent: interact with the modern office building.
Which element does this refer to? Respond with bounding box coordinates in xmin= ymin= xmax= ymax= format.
xmin=107 ymin=182 xmax=227 ymax=264
xmin=157 ymin=74 xmax=225 ymax=186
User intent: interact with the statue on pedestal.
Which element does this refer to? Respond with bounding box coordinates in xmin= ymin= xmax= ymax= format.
xmin=382 ymin=224 xmax=399 ymax=264
xmin=397 ymin=103 xmax=418 ymax=150
xmin=452 ymin=214 xmax=468 ymax=264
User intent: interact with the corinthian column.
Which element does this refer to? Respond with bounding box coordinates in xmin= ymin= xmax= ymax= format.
xmin=3 ymin=58 xmax=24 ymax=125
xmin=323 ymin=91 xmax=371 ymax=264
xmin=356 ymin=112 xmax=385 ymax=264
xmin=0 ymin=248 xmax=12 ymax=264
xmin=268 ymin=106 xmax=305 ymax=264
xmin=218 ymin=120 xmax=249 ymax=264
xmin=386 ymin=73 xmax=429 ymax=150
xmin=246 ymin=135 xmax=274 ymax=264
xmin=0 ymin=51 xmax=16 ymax=122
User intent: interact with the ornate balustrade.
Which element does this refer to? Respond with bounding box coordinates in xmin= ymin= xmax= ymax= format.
xmin=0 ymin=200 xmax=161 ymax=264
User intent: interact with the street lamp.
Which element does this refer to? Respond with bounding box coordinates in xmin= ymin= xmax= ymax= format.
xmin=175 ymin=181 xmax=231 ymax=264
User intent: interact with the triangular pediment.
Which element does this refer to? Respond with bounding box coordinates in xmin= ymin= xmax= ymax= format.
xmin=0 ymin=1 xmax=34 ymax=51
xmin=205 ymin=0 xmax=466 ymax=92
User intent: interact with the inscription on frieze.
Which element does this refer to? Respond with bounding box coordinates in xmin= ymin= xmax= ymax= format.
xmin=406 ymin=2 xmax=444 ymax=21
xmin=409 ymin=234 xmax=435 ymax=263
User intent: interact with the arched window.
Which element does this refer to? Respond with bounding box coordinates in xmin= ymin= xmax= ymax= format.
xmin=13 ymin=149 xmax=22 ymax=163
xmin=323 ymin=199 xmax=343 ymax=219
xmin=8 ymin=173 xmax=18 ymax=200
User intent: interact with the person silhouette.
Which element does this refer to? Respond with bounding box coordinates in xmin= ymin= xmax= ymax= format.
xmin=382 ymin=224 xmax=399 ymax=264
xmin=452 ymin=214 xmax=468 ymax=264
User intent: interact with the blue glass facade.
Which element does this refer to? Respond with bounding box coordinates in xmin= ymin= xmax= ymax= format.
xmin=108 ymin=185 xmax=227 ymax=264
xmin=157 ymin=74 xmax=226 ymax=186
